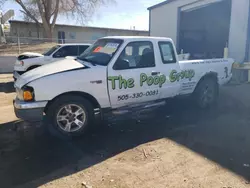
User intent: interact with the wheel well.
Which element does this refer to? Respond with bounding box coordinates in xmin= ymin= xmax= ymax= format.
xmin=44 ymin=91 xmax=100 ymax=114
xmin=195 ymin=72 xmax=218 ymax=90
xmin=201 ymin=72 xmax=218 ymax=82
xmin=27 ymin=65 xmax=41 ymax=71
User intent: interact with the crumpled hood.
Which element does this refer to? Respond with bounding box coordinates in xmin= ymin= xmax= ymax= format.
xmin=15 ymin=58 xmax=85 ymax=88
xmin=17 ymin=52 xmax=44 ymax=61
xmin=20 ymin=52 xmax=44 ymax=57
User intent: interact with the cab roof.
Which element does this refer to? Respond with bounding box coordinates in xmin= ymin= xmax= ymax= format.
xmin=58 ymin=43 xmax=91 ymax=46
xmin=102 ymin=36 xmax=173 ymax=42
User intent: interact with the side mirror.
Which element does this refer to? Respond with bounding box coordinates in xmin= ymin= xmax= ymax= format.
xmin=114 ymin=58 xmax=130 ymax=70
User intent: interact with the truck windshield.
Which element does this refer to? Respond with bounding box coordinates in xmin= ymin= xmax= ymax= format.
xmin=43 ymin=45 xmax=61 ymax=56
xmin=77 ymin=39 xmax=123 ymax=66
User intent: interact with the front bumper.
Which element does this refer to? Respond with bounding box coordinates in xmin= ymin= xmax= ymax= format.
xmin=14 ymin=99 xmax=48 ymax=122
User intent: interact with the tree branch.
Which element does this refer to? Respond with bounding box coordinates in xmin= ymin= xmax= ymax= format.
xmin=51 ymin=0 xmax=60 ymax=29
xmin=20 ymin=10 xmax=39 ymax=23
xmin=15 ymin=0 xmax=115 ymax=38
xmin=36 ymin=0 xmax=47 ymax=25
xmin=16 ymin=0 xmax=39 ymax=23
xmin=44 ymin=0 xmax=52 ymax=22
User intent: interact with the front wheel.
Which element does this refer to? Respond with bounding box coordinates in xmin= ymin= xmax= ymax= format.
xmin=46 ymin=95 xmax=94 ymax=139
xmin=193 ymin=77 xmax=218 ymax=109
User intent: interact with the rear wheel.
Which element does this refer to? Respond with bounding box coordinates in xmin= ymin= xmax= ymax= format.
xmin=46 ymin=95 xmax=94 ymax=139
xmin=194 ymin=77 xmax=218 ymax=109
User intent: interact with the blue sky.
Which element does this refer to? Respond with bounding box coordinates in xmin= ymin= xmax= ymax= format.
xmin=3 ymin=0 xmax=163 ymax=30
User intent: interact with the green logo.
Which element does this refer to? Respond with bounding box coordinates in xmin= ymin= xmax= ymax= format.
xmin=140 ymin=73 xmax=166 ymax=88
xmin=108 ymin=73 xmax=166 ymax=90
xmin=108 ymin=76 xmax=135 ymax=90
xmin=108 ymin=69 xmax=195 ymax=90
xmin=169 ymin=69 xmax=195 ymax=82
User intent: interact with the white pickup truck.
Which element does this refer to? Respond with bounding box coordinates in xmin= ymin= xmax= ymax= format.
xmin=13 ymin=36 xmax=234 ymax=138
xmin=13 ymin=43 xmax=90 ymax=80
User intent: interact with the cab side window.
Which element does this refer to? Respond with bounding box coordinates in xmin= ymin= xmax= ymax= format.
xmin=139 ymin=45 xmax=151 ymax=55
xmin=158 ymin=42 xmax=176 ymax=64
xmin=113 ymin=41 xmax=155 ymax=70
xmin=53 ymin=46 xmax=78 ymax=58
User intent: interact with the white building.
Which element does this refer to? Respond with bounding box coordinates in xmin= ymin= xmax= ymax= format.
xmin=148 ymin=0 xmax=250 ymax=62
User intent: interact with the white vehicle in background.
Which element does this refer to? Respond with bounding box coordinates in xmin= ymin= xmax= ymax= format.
xmin=13 ymin=36 xmax=234 ymax=139
xmin=13 ymin=43 xmax=91 ymax=80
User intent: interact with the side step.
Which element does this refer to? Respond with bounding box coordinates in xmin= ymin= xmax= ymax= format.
xmin=112 ymin=100 xmax=166 ymax=115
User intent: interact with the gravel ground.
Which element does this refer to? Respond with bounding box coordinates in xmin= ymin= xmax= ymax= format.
xmin=0 ymin=74 xmax=250 ymax=188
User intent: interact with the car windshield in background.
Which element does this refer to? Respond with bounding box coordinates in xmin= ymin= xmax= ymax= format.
xmin=78 ymin=39 xmax=123 ymax=66
xmin=43 ymin=45 xmax=60 ymax=56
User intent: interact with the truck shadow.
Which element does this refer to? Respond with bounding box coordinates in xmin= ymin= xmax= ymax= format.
xmin=0 ymin=89 xmax=250 ymax=187
xmin=0 ymin=81 xmax=15 ymax=93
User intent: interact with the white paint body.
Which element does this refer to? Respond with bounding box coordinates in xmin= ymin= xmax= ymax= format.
xmin=15 ymin=37 xmax=234 ymax=110
xmin=13 ymin=43 xmax=91 ymax=79
xmin=14 ymin=53 xmax=61 ymax=72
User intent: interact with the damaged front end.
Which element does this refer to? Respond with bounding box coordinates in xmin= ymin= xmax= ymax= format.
xmin=17 ymin=52 xmax=43 ymax=61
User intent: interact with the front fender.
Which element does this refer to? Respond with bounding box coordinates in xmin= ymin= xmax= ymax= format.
xmin=27 ymin=67 xmax=111 ymax=108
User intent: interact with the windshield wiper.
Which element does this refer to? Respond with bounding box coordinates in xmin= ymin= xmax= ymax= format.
xmin=77 ymin=57 xmax=96 ymax=66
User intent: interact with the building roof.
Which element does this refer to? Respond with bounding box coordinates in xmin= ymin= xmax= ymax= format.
xmin=148 ymin=0 xmax=177 ymax=10
xmin=9 ymin=20 xmax=148 ymax=33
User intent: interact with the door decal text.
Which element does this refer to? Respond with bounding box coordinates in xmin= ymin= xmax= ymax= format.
xmin=169 ymin=69 xmax=195 ymax=82
xmin=108 ymin=69 xmax=195 ymax=90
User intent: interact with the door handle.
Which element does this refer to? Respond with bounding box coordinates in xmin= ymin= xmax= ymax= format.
xmin=151 ymin=71 xmax=160 ymax=76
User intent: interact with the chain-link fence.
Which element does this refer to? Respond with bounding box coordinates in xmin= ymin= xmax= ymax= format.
xmin=0 ymin=36 xmax=95 ymax=56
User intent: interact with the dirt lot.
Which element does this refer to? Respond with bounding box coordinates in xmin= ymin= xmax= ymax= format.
xmin=0 ymin=74 xmax=250 ymax=188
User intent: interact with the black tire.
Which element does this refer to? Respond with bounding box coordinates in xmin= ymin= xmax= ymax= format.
xmin=193 ymin=77 xmax=218 ymax=109
xmin=45 ymin=95 xmax=95 ymax=140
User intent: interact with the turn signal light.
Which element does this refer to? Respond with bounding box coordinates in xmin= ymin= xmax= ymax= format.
xmin=23 ymin=90 xmax=33 ymax=101
xmin=21 ymin=61 xmax=24 ymax=66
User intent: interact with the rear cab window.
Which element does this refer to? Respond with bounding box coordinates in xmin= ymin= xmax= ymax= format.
xmin=158 ymin=41 xmax=176 ymax=64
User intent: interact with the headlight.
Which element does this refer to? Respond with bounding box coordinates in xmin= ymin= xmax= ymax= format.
xmin=15 ymin=60 xmax=24 ymax=66
xmin=16 ymin=86 xmax=34 ymax=101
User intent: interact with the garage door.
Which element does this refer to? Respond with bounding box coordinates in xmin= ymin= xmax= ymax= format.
xmin=181 ymin=0 xmax=226 ymax=12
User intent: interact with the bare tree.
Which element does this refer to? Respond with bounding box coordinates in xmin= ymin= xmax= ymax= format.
xmin=21 ymin=6 xmax=40 ymax=22
xmin=0 ymin=0 xmax=5 ymax=8
xmin=13 ymin=0 xmax=113 ymax=39
xmin=21 ymin=6 xmax=41 ymax=38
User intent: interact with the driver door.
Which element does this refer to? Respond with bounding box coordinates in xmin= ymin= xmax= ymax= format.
xmin=107 ymin=41 xmax=161 ymax=108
